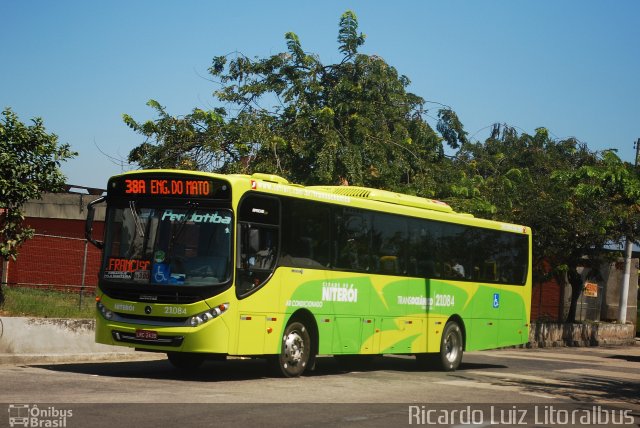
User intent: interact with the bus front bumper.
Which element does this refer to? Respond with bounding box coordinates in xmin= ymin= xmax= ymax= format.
xmin=95 ymin=315 xmax=231 ymax=354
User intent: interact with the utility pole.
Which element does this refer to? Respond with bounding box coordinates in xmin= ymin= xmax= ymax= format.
xmin=618 ymin=137 xmax=640 ymax=324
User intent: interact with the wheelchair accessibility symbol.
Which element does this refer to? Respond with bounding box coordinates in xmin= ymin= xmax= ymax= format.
xmin=152 ymin=263 xmax=170 ymax=284
xmin=493 ymin=293 xmax=500 ymax=309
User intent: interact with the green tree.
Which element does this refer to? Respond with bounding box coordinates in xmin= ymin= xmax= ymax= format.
xmin=446 ymin=125 xmax=623 ymax=322
xmin=558 ymin=150 xmax=640 ymax=245
xmin=554 ymin=150 xmax=640 ymax=321
xmin=0 ymin=108 xmax=76 ymax=303
xmin=126 ymin=11 xmax=466 ymax=194
xmin=125 ymin=100 xmax=227 ymax=171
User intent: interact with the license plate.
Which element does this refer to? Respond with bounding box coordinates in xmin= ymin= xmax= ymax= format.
xmin=135 ymin=329 xmax=158 ymax=340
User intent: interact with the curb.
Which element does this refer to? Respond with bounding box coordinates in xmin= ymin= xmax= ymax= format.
xmin=0 ymin=317 xmax=164 ymax=364
xmin=0 ymin=351 xmax=164 ymax=365
xmin=0 ymin=316 xmax=169 ymax=366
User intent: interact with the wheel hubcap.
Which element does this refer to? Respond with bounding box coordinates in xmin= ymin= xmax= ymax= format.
xmin=284 ymin=331 xmax=305 ymax=366
xmin=444 ymin=330 xmax=459 ymax=362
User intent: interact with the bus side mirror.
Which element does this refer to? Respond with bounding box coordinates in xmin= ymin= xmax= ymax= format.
xmin=86 ymin=196 xmax=106 ymax=249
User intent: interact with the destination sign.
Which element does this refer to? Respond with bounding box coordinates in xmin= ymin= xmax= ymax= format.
xmin=108 ymin=175 xmax=231 ymax=200
xmin=124 ymin=178 xmax=210 ymax=196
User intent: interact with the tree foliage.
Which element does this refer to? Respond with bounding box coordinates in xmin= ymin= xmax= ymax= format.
xmin=125 ymin=100 xmax=227 ymax=171
xmin=126 ymin=10 xmax=466 ymax=194
xmin=0 ymin=108 xmax=76 ymax=262
xmin=556 ymin=149 xmax=640 ymax=243
xmin=446 ymin=124 xmax=640 ymax=321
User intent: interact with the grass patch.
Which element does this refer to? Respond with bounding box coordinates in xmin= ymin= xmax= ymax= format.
xmin=0 ymin=286 xmax=95 ymax=318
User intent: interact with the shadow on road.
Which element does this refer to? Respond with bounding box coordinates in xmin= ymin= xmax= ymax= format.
xmin=31 ymin=354 xmax=507 ymax=382
xmin=453 ymin=371 xmax=640 ymax=405
xmin=607 ymin=354 xmax=640 ymax=363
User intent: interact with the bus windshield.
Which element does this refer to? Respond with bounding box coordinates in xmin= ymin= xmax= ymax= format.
xmin=102 ymin=205 xmax=232 ymax=287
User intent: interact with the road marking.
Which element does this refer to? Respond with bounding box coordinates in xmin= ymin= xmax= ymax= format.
xmin=475 ymin=352 xmax=639 ymax=369
xmin=464 ymin=371 xmax=567 ymax=399
xmin=436 ymin=380 xmax=522 ymax=392
xmin=436 ymin=379 xmax=562 ymax=401
xmin=521 ymin=392 xmax=556 ymax=399
xmin=465 ymin=371 xmax=571 ymax=385
xmin=496 ymin=351 xmax=634 ymax=363
xmin=556 ymin=368 xmax=640 ymax=381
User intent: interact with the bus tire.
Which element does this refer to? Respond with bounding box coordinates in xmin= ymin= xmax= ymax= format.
xmin=272 ymin=321 xmax=311 ymax=377
xmin=167 ymin=352 xmax=205 ymax=370
xmin=439 ymin=321 xmax=463 ymax=371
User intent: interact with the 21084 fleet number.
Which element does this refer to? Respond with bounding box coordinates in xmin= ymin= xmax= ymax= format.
xmin=164 ymin=306 xmax=187 ymax=315
xmin=434 ymin=294 xmax=455 ymax=307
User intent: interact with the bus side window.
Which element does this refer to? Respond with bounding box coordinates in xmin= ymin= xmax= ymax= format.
xmin=236 ymin=195 xmax=280 ymax=297
xmin=371 ymin=212 xmax=407 ymax=275
xmin=334 ymin=209 xmax=371 ymax=272
xmin=279 ymin=198 xmax=331 ymax=269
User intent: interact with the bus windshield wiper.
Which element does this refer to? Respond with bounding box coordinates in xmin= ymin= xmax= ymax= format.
xmin=129 ymin=201 xmax=145 ymax=239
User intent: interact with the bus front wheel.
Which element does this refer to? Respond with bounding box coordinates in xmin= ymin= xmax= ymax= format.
xmin=272 ymin=321 xmax=311 ymax=377
xmin=439 ymin=321 xmax=463 ymax=371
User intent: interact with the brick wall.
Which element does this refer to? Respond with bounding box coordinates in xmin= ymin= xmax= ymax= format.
xmin=2 ymin=217 xmax=104 ymax=291
xmin=531 ymin=278 xmax=562 ymax=322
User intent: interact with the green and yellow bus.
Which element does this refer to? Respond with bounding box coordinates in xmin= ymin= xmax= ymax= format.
xmin=86 ymin=170 xmax=532 ymax=376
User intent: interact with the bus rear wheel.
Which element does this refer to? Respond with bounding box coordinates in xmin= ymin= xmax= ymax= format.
xmin=167 ymin=352 xmax=205 ymax=370
xmin=439 ymin=321 xmax=463 ymax=371
xmin=272 ymin=321 xmax=311 ymax=377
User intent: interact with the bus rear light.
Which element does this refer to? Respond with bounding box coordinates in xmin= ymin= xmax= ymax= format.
xmin=189 ymin=303 xmax=230 ymax=328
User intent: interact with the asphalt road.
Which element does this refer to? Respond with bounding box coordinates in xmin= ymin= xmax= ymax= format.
xmin=1 ymin=344 xmax=639 ymax=427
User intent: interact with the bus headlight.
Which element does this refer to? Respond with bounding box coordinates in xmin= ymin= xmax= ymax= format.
xmin=189 ymin=303 xmax=229 ymax=327
xmin=97 ymin=302 xmax=113 ymax=320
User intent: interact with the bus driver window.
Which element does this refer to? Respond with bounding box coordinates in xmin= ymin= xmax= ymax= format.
xmin=236 ymin=195 xmax=280 ymax=297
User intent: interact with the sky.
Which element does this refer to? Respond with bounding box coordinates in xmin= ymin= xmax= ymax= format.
xmin=2 ymin=0 xmax=639 ymax=189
